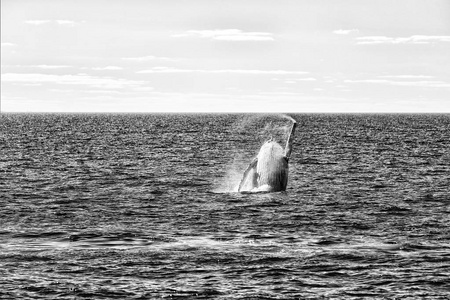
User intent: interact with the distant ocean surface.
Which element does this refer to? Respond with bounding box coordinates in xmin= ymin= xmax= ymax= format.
xmin=1 ymin=113 xmax=449 ymax=299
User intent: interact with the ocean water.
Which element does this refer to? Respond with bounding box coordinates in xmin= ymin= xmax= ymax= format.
xmin=0 ymin=113 xmax=449 ymax=299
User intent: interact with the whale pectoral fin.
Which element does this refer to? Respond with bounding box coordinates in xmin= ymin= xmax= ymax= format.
xmin=284 ymin=121 xmax=297 ymax=159
xmin=238 ymin=158 xmax=258 ymax=192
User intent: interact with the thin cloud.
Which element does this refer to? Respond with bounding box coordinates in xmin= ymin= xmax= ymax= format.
xmin=345 ymin=79 xmax=392 ymax=84
xmin=92 ymin=66 xmax=123 ymax=70
xmin=137 ymin=67 xmax=308 ymax=75
xmin=283 ymin=77 xmax=317 ymax=84
xmin=378 ymin=75 xmax=434 ymax=79
xmin=294 ymin=77 xmax=317 ymax=81
xmin=2 ymin=73 xmax=148 ymax=89
xmin=357 ymin=35 xmax=450 ymax=45
xmin=173 ymin=29 xmax=274 ymax=41
xmin=25 ymin=20 xmax=82 ymax=26
xmin=333 ymin=29 xmax=359 ymax=35
xmin=132 ymin=87 xmax=154 ymax=92
xmin=1 ymin=42 xmax=17 ymax=47
xmin=55 ymin=20 xmax=77 ymax=26
xmin=83 ymin=90 xmax=123 ymax=94
xmin=122 ymin=56 xmax=174 ymax=62
xmin=32 ymin=65 xmax=71 ymax=69
xmin=345 ymin=79 xmax=450 ymax=88
xmin=389 ymin=81 xmax=450 ymax=88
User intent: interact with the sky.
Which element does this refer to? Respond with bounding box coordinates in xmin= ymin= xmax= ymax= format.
xmin=1 ymin=0 xmax=450 ymax=113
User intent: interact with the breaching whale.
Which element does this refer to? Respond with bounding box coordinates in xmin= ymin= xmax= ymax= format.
xmin=238 ymin=118 xmax=297 ymax=193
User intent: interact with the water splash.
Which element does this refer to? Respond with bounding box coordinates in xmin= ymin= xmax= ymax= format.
xmin=212 ymin=156 xmax=246 ymax=193
xmin=281 ymin=114 xmax=297 ymax=124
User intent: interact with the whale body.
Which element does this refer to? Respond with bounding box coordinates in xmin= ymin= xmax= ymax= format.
xmin=238 ymin=120 xmax=297 ymax=193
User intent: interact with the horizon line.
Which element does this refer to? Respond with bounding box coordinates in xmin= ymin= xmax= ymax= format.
xmin=1 ymin=111 xmax=449 ymax=115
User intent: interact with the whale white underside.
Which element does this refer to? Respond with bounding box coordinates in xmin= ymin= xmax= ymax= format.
xmin=238 ymin=141 xmax=288 ymax=193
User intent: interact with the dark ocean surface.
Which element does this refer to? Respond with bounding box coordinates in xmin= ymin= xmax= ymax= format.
xmin=0 ymin=113 xmax=449 ymax=299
